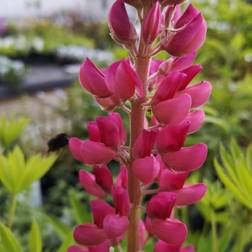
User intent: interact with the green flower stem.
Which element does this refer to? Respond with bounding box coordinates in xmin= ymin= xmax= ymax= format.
xmin=7 ymin=194 xmax=17 ymax=228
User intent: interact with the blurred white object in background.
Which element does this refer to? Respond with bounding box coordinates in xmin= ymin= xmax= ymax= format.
xmin=0 ymin=0 xmax=113 ymax=20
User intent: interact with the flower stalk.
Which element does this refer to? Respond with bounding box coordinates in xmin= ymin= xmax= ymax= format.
xmin=128 ymin=56 xmax=150 ymax=252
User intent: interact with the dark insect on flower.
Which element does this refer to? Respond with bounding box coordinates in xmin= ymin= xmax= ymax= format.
xmin=47 ymin=133 xmax=69 ymax=153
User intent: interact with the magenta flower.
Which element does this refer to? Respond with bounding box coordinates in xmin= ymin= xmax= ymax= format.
xmin=69 ymin=113 xmax=126 ymax=165
xmin=132 ymin=155 xmax=160 ymax=184
xmin=161 ymin=4 xmax=207 ymax=56
xmin=162 ymin=144 xmax=208 ymax=172
xmin=79 ymin=59 xmax=111 ymax=98
xmin=80 ymin=59 xmax=140 ymax=109
xmin=108 ymin=0 xmax=137 ymax=45
xmin=68 ymin=138 xmax=116 ymax=165
xmin=68 ymin=1 xmax=211 ymax=251
xmin=74 ymin=199 xmax=129 ymax=248
xmin=143 ymin=2 xmax=162 ymax=44
xmin=79 ymin=166 xmax=113 ymax=198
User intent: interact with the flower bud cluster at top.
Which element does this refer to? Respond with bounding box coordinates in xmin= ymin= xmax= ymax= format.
xmin=68 ymin=0 xmax=212 ymax=252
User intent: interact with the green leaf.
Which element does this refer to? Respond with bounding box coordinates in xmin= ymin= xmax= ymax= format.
xmin=204 ymin=116 xmax=230 ymax=132
xmin=214 ymin=158 xmax=252 ymax=209
xmin=46 ymin=216 xmax=71 ymax=240
xmin=0 ymin=116 xmax=29 ymax=149
xmin=215 ymin=141 xmax=252 ymax=210
xmin=29 ymin=218 xmax=42 ymax=252
xmin=0 ymin=222 xmax=23 ymax=252
xmin=0 ymin=146 xmax=57 ymax=194
xmin=57 ymin=232 xmax=74 ymax=252
xmin=69 ymin=189 xmax=90 ymax=224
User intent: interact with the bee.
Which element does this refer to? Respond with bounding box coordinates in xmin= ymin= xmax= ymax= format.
xmin=47 ymin=133 xmax=69 ymax=153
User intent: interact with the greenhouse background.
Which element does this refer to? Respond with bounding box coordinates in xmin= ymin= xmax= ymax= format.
xmin=0 ymin=0 xmax=252 ymax=251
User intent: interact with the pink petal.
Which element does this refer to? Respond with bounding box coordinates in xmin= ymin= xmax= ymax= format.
xmin=132 ymin=129 xmax=158 ymax=159
xmin=176 ymin=183 xmax=207 ymax=206
xmin=150 ymin=59 xmax=164 ymax=75
xmin=68 ymin=246 xmax=88 ymax=252
xmin=154 ymin=240 xmax=181 ymax=252
xmin=150 ymin=219 xmax=187 ymax=245
xmin=68 ymin=138 xmax=84 ymax=162
xmin=93 ymin=166 xmax=113 ymax=193
xmin=96 ymin=115 xmax=120 ymax=149
xmin=159 ymin=169 xmax=188 ymax=191
xmin=143 ymin=2 xmax=161 ymax=44
xmin=91 ymin=200 xmax=115 ymax=228
xmin=109 ymin=112 xmax=126 ymax=145
xmin=175 ymin=4 xmax=199 ymax=28
xmin=87 ymin=122 xmax=101 ymax=142
xmin=163 ymin=5 xmax=182 ymax=27
xmin=152 ymin=72 xmax=187 ymax=105
xmin=158 ymin=52 xmax=196 ymax=74
xmin=179 ymin=64 xmax=203 ymax=90
xmin=156 ymin=121 xmax=190 ymax=154
xmin=74 ymin=224 xmax=107 ymax=246
xmin=89 ymin=241 xmax=111 ymax=252
xmin=162 ymin=144 xmax=208 ymax=171
xmin=112 ymin=186 xmax=130 ymax=216
xmin=108 ymin=0 xmax=137 ymax=43
xmin=115 ymin=165 xmax=128 ymax=189
xmin=79 ymin=170 xmax=106 ymax=198
xmin=179 ymin=81 xmax=212 ymax=108
xmin=103 ymin=214 xmax=129 ymax=239
xmin=185 ymin=110 xmax=205 ymax=134
xmin=147 ymin=192 xmax=176 ymax=220
xmin=132 ymin=156 xmax=160 ymax=185
xmin=163 ymin=5 xmax=207 ymax=56
xmin=79 ymin=58 xmax=111 ymax=98
xmin=153 ymin=94 xmax=191 ymax=125
xmin=69 ymin=138 xmax=116 ymax=165
xmin=106 ymin=60 xmax=136 ymax=103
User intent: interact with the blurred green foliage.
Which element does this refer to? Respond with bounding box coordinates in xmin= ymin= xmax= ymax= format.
xmin=0 ymin=22 xmax=94 ymax=57
xmin=0 ymin=116 xmax=29 ymax=150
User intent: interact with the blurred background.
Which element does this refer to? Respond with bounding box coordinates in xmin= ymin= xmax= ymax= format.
xmin=0 ymin=0 xmax=252 ymax=251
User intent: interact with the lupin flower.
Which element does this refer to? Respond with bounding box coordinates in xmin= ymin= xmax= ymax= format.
xmin=79 ymin=166 xmax=113 ymax=198
xmin=79 ymin=58 xmax=111 ymax=98
xmin=108 ymin=0 xmax=137 ymax=45
xmin=80 ymin=58 xmax=140 ymax=110
xmin=73 ymin=199 xmax=129 ymax=248
xmin=162 ymin=4 xmax=207 ymax=56
xmin=158 ymin=158 xmax=207 ymax=206
xmin=69 ymin=112 xmax=126 ymax=165
xmin=68 ymin=0 xmax=211 ymax=251
xmin=143 ymin=2 xmax=162 ymax=44
xmin=146 ymin=192 xmax=187 ymax=246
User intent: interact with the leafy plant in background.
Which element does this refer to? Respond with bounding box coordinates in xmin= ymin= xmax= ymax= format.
xmin=0 ymin=117 xmax=57 ymax=251
xmin=214 ymin=139 xmax=252 ymax=251
xmin=0 ymin=22 xmax=94 ymax=58
xmin=0 ymin=116 xmax=29 ymax=150
xmin=182 ymin=140 xmax=252 ymax=252
xmin=66 ymin=0 xmax=213 ymax=251
xmin=215 ymin=139 xmax=252 ymax=210
xmin=195 ymin=0 xmax=252 ymax=81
